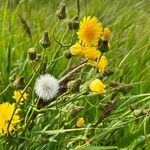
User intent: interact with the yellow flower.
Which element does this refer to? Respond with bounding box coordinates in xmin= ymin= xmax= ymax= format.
xmin=98 ymin=56 xmax=108 ymax=73
xmin=13 ymin=90 xmax=28 ymax=102
xmin=89 ymin=79 xmax=106 ymax=94
xmin=102 ymin=27 xmax=111 ymax=41
xmin=87 ymin=60 xmax=97 ymax=66
xmin=77 ymin=16 xmax=102 ymax=46
xmin=76 ymin=117 xmax=85 ymax=127
xmin=0 ymin=102 xmax=20 ymax=135
xmin=83 ymin=47 xmax=101 ymax=60
xmin=69 ymin=43 xmax=83 ymax=56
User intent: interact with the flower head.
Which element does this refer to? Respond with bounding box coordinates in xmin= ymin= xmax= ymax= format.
xmin=13 ymin=90 xmax=28 ymax=102
xmin=98 ymin=56 xmax=108 ymax=73
xmin=83 ymin=47 xmax=101 ymax=60
xmin=102 ymin=27 xmax=111 ymax=41
xmin=76 ymin=117 xmax=85 ymax=127
xmin=89 ymin=79 xmax=106 ymax=94
xmin=34 ymin=74 xmax=59 ymax=101
xmin=77 ymin=16 xmax=102 ymax=46
xmin=69 ymin=43 xmax=83 ymax=56
xmin=0 ymin=102 xmax=20 ymax=135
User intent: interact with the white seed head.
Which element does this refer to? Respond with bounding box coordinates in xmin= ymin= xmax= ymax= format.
xmin=34 ymin=74 xmax=59 ymax=101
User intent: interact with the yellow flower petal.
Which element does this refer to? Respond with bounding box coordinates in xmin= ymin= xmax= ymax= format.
xmin=76 ymin=117 xmax=85 ymax=127
xmin=69 ymin=43 xmax=83 ymax=56
xmin=0 ymin=102 xmax=20 ymax=135
xmin=83 ymin=47 xmax=101 ymax=60
xmin=98 ymin=56 xmax=108 ymax=73
xmin=102 ymin=27 xmax=111 ymax=41
xmin=12 ymin=90 xmax=28 ymax=102
xmin=77 ymin=16 xmax=102 ymax=46
xmin=89 ymin=79 xmax=106 ymax=94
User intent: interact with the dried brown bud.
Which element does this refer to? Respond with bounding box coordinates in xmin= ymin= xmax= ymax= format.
xmin=68 ymin=15 xmax=79 ymax=30
xmin=28 ymin=48 xmax=36 ymax=61
xmin=115 ymin=84 xmax=133 ymax=94
xmin=69 ymin=104 xmax=84 ymax=116
xmin=39 ymin=31 xmax=51 ymax=49
xmin=103 ymin=67 xmax=115 ymax=76
xmin=98 ymin=40 xmax=109 ymax=53
xmin=11 ymin=76 xmax=25 ymax=89
xmin=56 ymin=3 xmax=66 ymax=20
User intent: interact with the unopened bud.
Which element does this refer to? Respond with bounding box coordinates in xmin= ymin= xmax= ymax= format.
xmin=68 ymin=15 xmax=79 ymax=30
xmin=67 ymin=79 xmax=81 ymax=92
xmin=28 ymin=48 xmax=36 ymax=61
xmin=103 ymin=67 xmax=114 ymax=76
xmin=11 ymin=76 xmax=25 ymax=89
xmin=9 ymin=73 xmax=17 ymax=83
xmin=36 ymin=54 xmax=42 ymax=61
xmin=39 ymin=31 xmax=51 ymax=49
xmin=69 ymin=104 xmax=84 ymax=116
xmin=133 ymin=109 xmax=144 ymax=116
xmin=64 ymin=50 xmax=72 ymax=59
xmin=116 ymin=84 xmax=133 ymax=94
xmin=98 ymin=40 xmax=109 ymax=53
xmin=102 ymin=28 xmax=111 ymax=41
xmin=109 ymin=81 xmax=120 ymax=87
xmin=56 ymin=3 xmax=66 ymax=20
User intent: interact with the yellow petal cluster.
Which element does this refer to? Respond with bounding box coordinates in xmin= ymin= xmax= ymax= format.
xmin=77 ymin=16 xmax=102 ymax=46
xmin=102 ymin=27 xmax=111 ymax=41
xmin=69 ymin=43 xmax=84 ymax=56
xmin=12 ymin=90 xmax=28 ymax=102
xmin=89 ymin=79 xmax=106 ymax=94
xmin=83 ymin=47 xmax=101 ymax=60
xmin=76 ymin=117 xmax=85 ymax=127
xmin=0 ymin=102 xmax=20 ymax=135
xmin=98 ymin=56 xmax=108 ymax=73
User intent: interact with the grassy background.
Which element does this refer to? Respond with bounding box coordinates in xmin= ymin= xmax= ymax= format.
xmin=0 ymin=0 xmax=150 ymax=149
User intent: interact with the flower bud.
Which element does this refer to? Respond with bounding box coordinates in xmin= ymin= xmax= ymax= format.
xmin=36 ymin=54 xmax=42 ymax=61
xmin=67 ymin=79 xmax=81 ymax=92
xmin=63 ymin=50 xmax=72 ymax=59
xmin=11 ymin=76 xmax=25 ymax=89
xmin=133 ymin=109 xmax=144 ymax=116
xmin=56 ymin=3 xmax=66 ymax=20
xmin=98 ymin=40 xmax=109 ymax=53
xmin=39 ymin=31 xmax=51 ymax=49
xmin=115 ymin=84 xmax=133 ymax=94
xmin=67 ymin=15 xmax=79 ymax=30
xmin=69 ymin=104 xmax=84 ymax=116
xmin=102 ymin=28 xmax=111 ymax=41
xmin=9 ymin=73 xmax=17 ymax=83
xmin=28 ymin=48 xmax=36 ymax=61
xmin=103 ymin=67 xmax=114 ymax=76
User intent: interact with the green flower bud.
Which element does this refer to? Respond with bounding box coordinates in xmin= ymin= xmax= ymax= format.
xmin=103 ymin=67 xmax=115 ymax=76
xmin=64 ymin=50 xmax=72 ymax=59
xmin=36 ymin=54 xmax=42 ymax=62
xmin=39 ymin=31 xmax=51 ymax=49
xmin=9 ymin=73 xmax=17 ymax=83
xmin=115 ymin=84 xmax=133 ymax=94
xmin=67 ymin=79 xmax=81 ymax=92
xmin=69 ymin=104 xmax=84 ymax=116
xmin=56 ymin=3 xmax=66 ymax=20
xmin=28 ymin=48 xmax=36 ymax=61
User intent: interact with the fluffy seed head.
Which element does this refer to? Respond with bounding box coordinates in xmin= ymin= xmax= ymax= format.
xmin=34 ymin=74 xmax=59 ymax=101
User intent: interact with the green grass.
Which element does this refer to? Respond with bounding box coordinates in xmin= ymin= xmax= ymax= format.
xmin=0 ymin=0 xmax=150 ymax=149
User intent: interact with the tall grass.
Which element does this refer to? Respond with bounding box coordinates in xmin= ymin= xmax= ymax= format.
xmin=0 ymin=0 xmax=149 ymax=149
